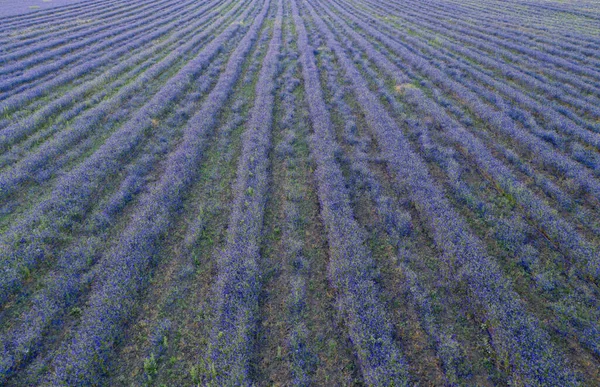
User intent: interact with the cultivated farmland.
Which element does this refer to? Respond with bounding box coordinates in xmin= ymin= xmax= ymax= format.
xmin=1 ymin=0 xmax=599 ymax=385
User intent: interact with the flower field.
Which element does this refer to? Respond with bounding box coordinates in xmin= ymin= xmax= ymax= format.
xmin=0 ymin=0 xmax=599 ymax=385
xmin=0 ymin=0 xmax=84 ymax=17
